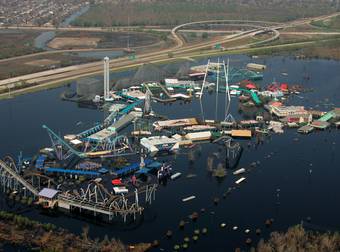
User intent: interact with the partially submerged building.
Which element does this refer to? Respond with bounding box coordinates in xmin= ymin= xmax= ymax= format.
xmin=153 ymin=118 xmax=198 ymax=131
xmin=140 ymin=136 xmax=179 ymax=154
xmin=267 ymin=105 xmax=307 ymax=118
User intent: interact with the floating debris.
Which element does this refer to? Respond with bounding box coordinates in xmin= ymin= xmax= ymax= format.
xmin=179 ymin=220 xmax=186 ymax=229
xmin=233 ymin=226 xmax=238 ymax=231
xmin=194 ymin=229 xmax=200 ymax=235
xmin=184 ymin=237 xmax=190 ymax=243
xmin=213 ymin=163 xmax=227 ymax=178
xmin=186 ymin=173 xmax=197 ymax=179
xmin=192 ymin=235 xmax=199 ymax=242
xmin=152 ymin=240 xmax=160 ymax=247
xmin=182 ymin=243 xmax=189 ymax=249
xmin=244 ymin=229 xmax=250 ymax=234
xmin=166 ymin=230 xmax=173 ymax=238
xmin=182 ymin=196 xmax=196 ymax=202
xmin=174 ymin=244 xmax=180 ymax=250
xmin=233 ymin=168 xmax=246 ymax=175
xmin=207 ymin=156 xmax=214 ymax=172
xmin=202 ymin=228 xmax=208 ymax=234
xmin=250 ymin=162 xmax=257 ymax=167
xmin=220 ymin=223 xmax=227 ymax=228
xmin=171 ymin=172 xmax=182 ymax=180
xmin=265 ymin=219 xmax=272 ymax=227
xmin=235 ymin=177 xmax=246 ymax=185
xmin=189 ymin=212 xmax=199 ymax=221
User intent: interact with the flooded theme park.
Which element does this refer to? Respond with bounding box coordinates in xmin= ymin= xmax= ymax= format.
xmin=0 ymin=54 xmax=339 ymax=251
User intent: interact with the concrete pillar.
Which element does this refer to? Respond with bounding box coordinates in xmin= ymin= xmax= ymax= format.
xmin=103 ymin=57 xmax=110 ymax=100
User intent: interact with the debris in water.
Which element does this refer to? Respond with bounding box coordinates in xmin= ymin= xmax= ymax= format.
xmin=179 ymin=220 xmax=185 ymax=229
xmin=213 ymin=163 xmax=227 ymax=177
xmin=244 ymin=229 xmax=250 ymax=234
xmin=166 ymin=230 xmax=173 ymax=238
xmin=235 ymin=177 xmax=246 ymax=185
xmin=265 ymin=219 xmax=272 ymax=227
xmin=189 ymin=212 xmax=199 ymax=221
xmin=220 ymin=223 xmax=227 ymax=228
xmin=174 ymin=244 xmax=180 ymax=250
xmin=202 ymin=228 xmax=208 ymax=234
xmin=233 ymin=168 xmax=246 ymax=175
xmin=207 ymin=156 xmax=214 ymax=172
xmin=182 ymin=195 xmax=196 ymax=202
xmin=152 ymin=240 xmax=160 ymax=247
xmin=186 ymin=174 xmax=197 ymax=179
xmin=171 ymin=172 xmax=182 ymax=180
xmin=245 ymin=238 xmax=252 ymax=245
xmin=233 ymin=226 xmax=238 ymax=231
xmin=256 ymin=228 xmax=261 ymax=235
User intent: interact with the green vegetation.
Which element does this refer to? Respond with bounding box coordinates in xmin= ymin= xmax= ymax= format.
xmin=248 ymin=37 xmax=340 ymax=60
xmin=0 ymin=210 xmax=56 ymax=231
xmin=53 ymin=30 xmax=161 ymax=49
xmin=257 ymin=225 xmax=340 ymax=251
xmin=0 ymin=210 xmax=151 ymax=251
xmin=311 ymin=15 xmax=340 ymax=30
xmin=0 ymin=31 xmax=42 ymax=59
xmin=73 ymin=0 xmax=338 ymax=27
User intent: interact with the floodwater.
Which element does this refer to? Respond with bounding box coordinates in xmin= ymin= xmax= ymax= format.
xmin=0 ymin=55 xmax=339 ymax=251
xmin=59 ymin=5 xmax=90 ymax=28
xmin=34 ymin=31 xmax=56 ymax=50
xmin=33 ymin=5 xmax=90 ymax=50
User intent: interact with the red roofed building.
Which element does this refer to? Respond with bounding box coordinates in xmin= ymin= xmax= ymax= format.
xmin=280 ymin=83 xmax=289 ymax=92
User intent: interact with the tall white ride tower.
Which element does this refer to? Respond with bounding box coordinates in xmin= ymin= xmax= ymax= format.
xmin=103 ymin=57 xmax=111 ymax=101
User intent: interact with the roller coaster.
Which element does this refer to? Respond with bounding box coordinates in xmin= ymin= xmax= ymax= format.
xmin=42 ymin=125 xmax=133 ymax=161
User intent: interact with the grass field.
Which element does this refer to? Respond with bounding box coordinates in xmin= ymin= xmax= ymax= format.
xmin=0 ymin=30 xmax=42 ymax=59
xmin=310 ymin=15 xmax=340 ymax=30
xmin=73 ymin=0 xmax=338 ymax=27
xmin=53 ymin=31 xmax=163 ymax=49
xmin=0 ymin=54 xmax=96 ymax=80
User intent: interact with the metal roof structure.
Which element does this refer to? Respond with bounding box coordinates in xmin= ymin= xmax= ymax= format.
xmin=38 ymin=188 xmax=59 ymax=199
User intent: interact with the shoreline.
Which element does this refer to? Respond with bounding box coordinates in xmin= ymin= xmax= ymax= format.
xmin=1 ymin=38 xmax=340 ymax=101
xmin=0 ymin=210 xmax=151 ymax=252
